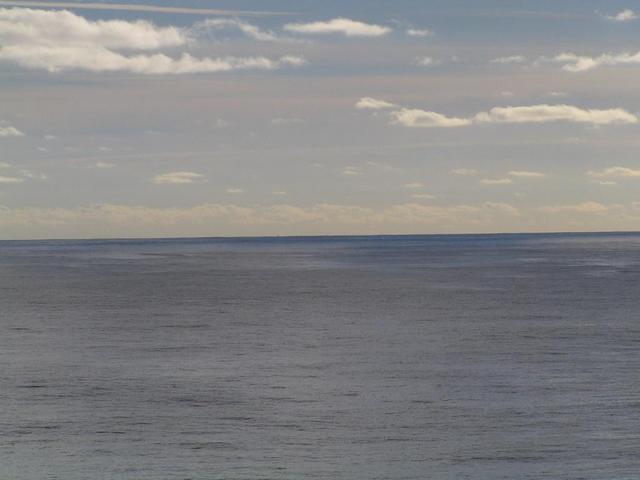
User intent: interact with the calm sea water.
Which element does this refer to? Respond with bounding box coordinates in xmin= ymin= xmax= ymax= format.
xmin=1 ymin=233 xmax=640 ymax=479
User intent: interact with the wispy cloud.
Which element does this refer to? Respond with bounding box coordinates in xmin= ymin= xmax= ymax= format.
xmin=605 ymin=9 xmax=638 ymax=22
xmin=552 ymin=51 xmax=640 ymax=72
xmin=342 ymin=166 xmax=361 ymax=176
xmin=406 ymin=28 xmax=433 ymax=37
xmin=194 ymin=18 xmax=286 ymax=42
xmin=587 ymin=166 xmax=640 ymax=178
xmin=451 ymin=168 xmax=478 ymax=176
xmin=356 ymin=97 xmax=397 ymax=110
xmin=284 ymin=18 xmax=391 ymax=37
xmin=152 ymin=171 xmax=204 ymax=185
xmin=491 ymin=55 xmax=525 ymax=64
xmin=0 ymin=1 xmax=288 ymax=17
xmin=226 ymin=187 xmax=244 ymax=194
xmin=415 ymin=56 xmax=439 ymax=67
xmin=388 ymin=104 xmax=637 ymax=128
xmin=508 ymin=170 xmax=546 ymax=178
xmin=480 ymin=178 xmax=513 ymax=185
xmin=0 ymin=8 xmax=306 ymax=74
xmin=403 ymin=182 xmax=424 ymax=189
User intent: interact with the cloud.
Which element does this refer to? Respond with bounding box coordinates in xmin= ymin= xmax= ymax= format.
xmin=356 ymin=97 xmax=397 ymax=110
xmin=403 ymin=182 xmax=424 ymax=189
xmin=390 ymin=108 xmax=472 ymax=127
xmin=474 ymin=105 xmax=637 ymax=125
xmin=0 ymin=126 xmax=24 ymax=137
xmin=508 ymin=170 xmax=546 ymax=178
xmin=388 ymin=104 xmax=637 ymax=128
xmin=491 ymin=55 xmax=525 ymax=64
xmin=342 ymin=166 xmax=361 ymax=176
xmin=415 ymin=56 xmax=439 ymax=66
xmin=0 ymin=7 xmax=187 ymax=49
xmin=0 ymin=1 xmax=286 ymax=16
xmin=539 ymin=202 xmax=612 ymax=214
xmin=225 ymin=187 xmax=244 ymax=194
xmin=0 ymin=8 xmax=306 ymax=74
xmin=194 ymin=18 xmax=282 ymax=42
xmin=605 ymin=9 xmax=638 ymax=21
xmin=283 ymin=18 xmax=391 ymax=37
xmin=552 ymin=51 xmax=640 ymax=72
xmin=0 ymin=175 xmax=23 ymax=184
xmin=451 ymin=168 xmax=477 ymax=176
xmin=481 ymin=178 xmax=513 ymax=185
xmin=152 ymin=171 xmax=204 ymax=184
xmin=95 ymin=161 xmax=114 ymax=169
xmin=406 ymin=28 xmax=433 ymax=37
xmin=587 ymin=166 xmax=640 ymax=178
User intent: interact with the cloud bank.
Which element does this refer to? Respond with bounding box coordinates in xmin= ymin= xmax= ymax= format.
xmin=383 ymin=103 xmax=637 ymax=128
xmin=0 ymin=8 xmax=305 ymax=74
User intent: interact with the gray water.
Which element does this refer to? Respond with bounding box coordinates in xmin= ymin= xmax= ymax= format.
xmin=1 ymin=233 xmax=640 ymax=479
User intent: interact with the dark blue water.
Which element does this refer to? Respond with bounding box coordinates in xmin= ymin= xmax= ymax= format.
xmin=1 ymin=233 xmax=640 ymax=479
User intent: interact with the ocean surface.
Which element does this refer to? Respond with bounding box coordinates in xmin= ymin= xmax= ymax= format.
xmin=1 ymin=233 xmax=640 ymax=480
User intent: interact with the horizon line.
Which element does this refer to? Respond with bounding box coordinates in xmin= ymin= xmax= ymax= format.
xmin=1 ymin=230 xmax=638 ymax=243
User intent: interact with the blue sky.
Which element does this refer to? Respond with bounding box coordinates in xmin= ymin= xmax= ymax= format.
xmin=2 ymin=0 xmax=640 ymax=238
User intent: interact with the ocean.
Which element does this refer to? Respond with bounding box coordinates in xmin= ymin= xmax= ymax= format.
xmin=1 ymin=233 xmax=639 ymax=479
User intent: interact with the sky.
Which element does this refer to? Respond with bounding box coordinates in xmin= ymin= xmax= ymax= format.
xmin=2 ymin=0 xmax=640 ymax=239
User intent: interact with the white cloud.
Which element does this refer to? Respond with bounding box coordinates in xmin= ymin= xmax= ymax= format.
xmin=342 ymin=166 xmax=361 ymax=176
xmin=481 ymin=178 xmax=513 ymax=185
xmin=387 ymin=104 xmax=637 ymax=128
xmin=553 ymin=51 xmax=640 ymax=72
xmin=404 ymin=182 xmax=424 ymax=189
xmin=491 ymin=55 xmax=525 ymax=64
xmin=0 ymin=175 xmax=24 ymax=184
xmin=606 ymin=9 xmax=638 ymax=21
xmin=595 ymin=180 xmax=617 ymax=186
xmin=0 ymin=126 xmax=24 ymax=137
xmin=473 ymin=105 xmax=637 ymax=125
xmin=0 ymin=8 xmax=306 ymax=74
xmin=390 ymin=108 xmax=472 ymax=128
xmin=587 ymin=166 xmax=640 ymax=178
xmin=356 ymin=97 xmax=397 ymax=110
xmin=451 ymin=168 xmax=477 ymax=176
xmin=152 ymin=171 xmax=204 ymax=184
xmin=415 ymin=56 xmax=439 ymax=66
xmin=0 ymin=7 xmax=186 ymax=49
xmin=406 ymin=28 xmax=433 ymax=37
xmin=283 ymin=18 xmax=391 ymax=37
xmin=226 ymin=187 xmax=244 ymax=194
xmin=508 ymin=170 xmax=546 ymax=178
xmin=95 ymin=161 xmax=114 ymax=169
